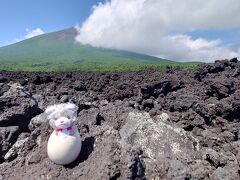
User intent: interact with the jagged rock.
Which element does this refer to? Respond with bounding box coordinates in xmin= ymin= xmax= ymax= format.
xmin=142 ymin=99 xmax=154 ymax=108
xmin=0 ymin=97 xmax=42 ymax=128
xmin=163 ymin=89 xmax=202 ymax=112
xmin=120 ymin=111 xmax=200 ymax=179
xmin=206 ymin=78 xmax=235 ymax=99
xmin=32 ymin=94 xmax=46 ymax=110
xmin=188 ymin=160 xmax=215 ymax=179
xmin=26 ymin=148 xmax=46 ymax=165
xmin=0 ymin=59 xmax=239 ymax=179
xmin=2 ymin=82 xmax=29 ymax=97
xmin=0 ymin=83 xmax=10 ymax=96
xmin=141 ymin=77 xmax=183 ymax=98
xmin=99 ymin=99 xmax=108 ymax=106
xmin=60 ymin=95 xmax=69 ymax=103
xmin=0 ymin=82 xmax=42 ymax=128
xmin=0 ymin=126 xmax=20 ymax=161
xmin=157 ymin=112 xmax=170 ymax=122
xmin=230 ymin=57 xmax=238 ymax=63
xmin=209 ymin=167 xmax=239 ymax=180
xmin=28 ymin=113 xmax=48 ymax=132
xmin=74 ymin=82 xmax=87 ymax=91
xmin=32 ymin=75 xmax=53 ymax=85
xmin=4 ymin=137 xmax=29 ymax=161
xmin=0 ymin=77 xmax=8 ymax=83
xmin=78 ymin=108 xmax=100 ymax=125
xmin=202 ymin=148 xmax=220 ymax=167
xmin=232 ymin=68 xmax=240 ymax=77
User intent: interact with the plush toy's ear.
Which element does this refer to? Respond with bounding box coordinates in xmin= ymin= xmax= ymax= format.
xmin=45 ymin=105 xmax=57 ymax=120
xmin=64 ymin=103 xmax=78 ymax=122
xmin=65 ymin=103 xmax=78 ymax=113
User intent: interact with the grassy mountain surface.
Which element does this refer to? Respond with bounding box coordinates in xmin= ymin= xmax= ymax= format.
xmin=0 ymin=28 xmax=198 ymax=72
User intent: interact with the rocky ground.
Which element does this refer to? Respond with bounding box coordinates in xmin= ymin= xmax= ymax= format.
xmin=0 ymin=58 xmax=239 ymax=180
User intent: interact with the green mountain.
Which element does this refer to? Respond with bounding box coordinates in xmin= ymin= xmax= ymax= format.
xmin=0 ymin=27 xmax=192 ymax=72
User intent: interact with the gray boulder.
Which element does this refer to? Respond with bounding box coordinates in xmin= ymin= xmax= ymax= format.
xmin=120 ymin=111 xmax=201 ymax=179
xmin=28 ymin=113 xmax=48 ymax=132
xmin=0 ymin=83 xmax=42 ymax=128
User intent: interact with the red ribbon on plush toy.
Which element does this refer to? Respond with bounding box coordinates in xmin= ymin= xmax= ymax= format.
xmin=56 ymin=127 xmax=73 ymax=136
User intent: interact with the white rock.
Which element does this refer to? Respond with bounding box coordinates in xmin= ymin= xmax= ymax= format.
xmin=4 ymin=138 xmax=29 ymax=160
xmin=157 ymin=112 xmax=170 ymax=122
xmin=120 ymin=111 xmax=200 ymax=161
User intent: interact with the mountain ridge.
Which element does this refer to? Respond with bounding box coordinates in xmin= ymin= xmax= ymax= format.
xmin=0 ymin=27 xmax=191 ymax=72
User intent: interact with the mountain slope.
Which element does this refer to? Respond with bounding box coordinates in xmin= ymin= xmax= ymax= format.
xmin=0 ymin=27 xmax=180 ymax=71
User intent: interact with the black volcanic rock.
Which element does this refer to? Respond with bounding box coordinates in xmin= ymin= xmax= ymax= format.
xmin=0 ymin=59 xmax=239 ymax=179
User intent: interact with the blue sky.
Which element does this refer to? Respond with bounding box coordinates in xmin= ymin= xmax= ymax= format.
xmin=76 ymin=0 xmax=240 ymax=61
xmin=0 ymin=0 xmax=239 ymax=61
xmin=189 ymin=28 xmax=240 ymax=45
xmin=0 ymin=0 xmax=103 ymax=46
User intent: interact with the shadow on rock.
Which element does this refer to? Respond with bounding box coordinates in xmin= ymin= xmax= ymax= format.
xmin=65 ymin=136 xmax=95 ymax=169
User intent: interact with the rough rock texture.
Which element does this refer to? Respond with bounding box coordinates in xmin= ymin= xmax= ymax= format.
xmin=120 ymin=111 xmax=201 ymax=179
xmin=0 ymin=59 xmax=239 ymax=179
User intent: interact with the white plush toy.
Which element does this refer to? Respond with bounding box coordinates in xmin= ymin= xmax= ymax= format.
xmin=45 ymin=103 xmax=82 ymax=165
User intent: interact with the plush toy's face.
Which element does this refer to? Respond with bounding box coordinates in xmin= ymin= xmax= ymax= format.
xmin=52 ymin=116 xmax=72 ymax=129
xmin=45 ymin=103 xmax=79 ymax=129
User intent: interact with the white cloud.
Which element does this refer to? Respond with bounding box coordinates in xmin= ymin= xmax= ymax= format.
xmin=162 ymin=35 xmax=238 ymax=61
xmin=12 ymin=28 xmax=45 ymax=44
xmin=24 ymin=28 xmax=45 ymax=39
xmin=76 ymin=0 xmax=240 ymax=62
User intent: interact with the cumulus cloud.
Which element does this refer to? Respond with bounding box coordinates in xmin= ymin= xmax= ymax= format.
xmin=24 ymin=28 xmax=45 ymax=39
xmin=76 ymin=0 xmax=240 ymax=62
xmin=14 ymin=28 xmax=45 ymax=44
xmin=162 ymin=35 xmax=238 ymax=61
